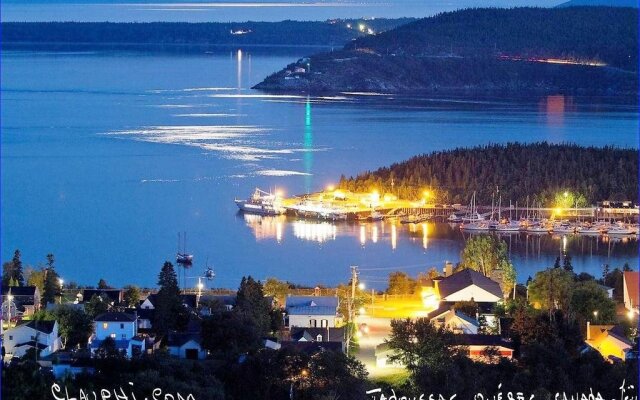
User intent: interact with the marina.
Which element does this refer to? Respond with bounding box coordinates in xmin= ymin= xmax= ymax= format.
xmin=235 ymin=188 xmax=639 ymax=238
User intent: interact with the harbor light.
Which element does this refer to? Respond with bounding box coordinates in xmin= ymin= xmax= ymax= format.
xmin=275 ymin=189 xmax=284 ymax=198
xmin=197 ymin=282 xmax=204 ymax=290
xmin=358 ymin=23 xmax=366 ymax=32
xmin=326 ymin=184 xmax=335 ymax=192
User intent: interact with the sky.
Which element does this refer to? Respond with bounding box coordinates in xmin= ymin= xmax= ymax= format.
xmin=1 ymin=0 xmax=567 ymax=22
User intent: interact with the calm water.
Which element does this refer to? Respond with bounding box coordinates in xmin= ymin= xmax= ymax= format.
xmin=1 ymin=0 xmax=562 ymax=23
xmin=1 ymin=47 xmax=638 ymax=290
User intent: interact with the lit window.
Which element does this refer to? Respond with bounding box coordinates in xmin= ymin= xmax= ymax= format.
xmin=110 ymin=333 xmax=116 ymax=339
xmin=102 ymin=323 xmax=108 ymax=329
xmin=316 ymin=335 xmax=323 ymax=342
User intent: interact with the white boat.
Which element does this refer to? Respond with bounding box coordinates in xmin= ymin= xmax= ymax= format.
xmin=235 ymin=188 xmax=286 ymax=216
xmin=553 ymin=221 xmax=575 ymax=234
xmin=606 ymin=225 xmax=636 ymax=236
xmin=496 ymin=221 xmax=521 ymax=232
xmin=447 ymin=213 xmax=463 ymax=223
xmin=579 ymin=224 xmax=603 ymax=235
xmin=527 ymin=223 xmax=552 ymax=233
xmin=461 ymin=221 xmax=491 ymax=231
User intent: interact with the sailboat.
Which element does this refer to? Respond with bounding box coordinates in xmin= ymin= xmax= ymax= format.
xmin=460 ymin=192 xmax=489 ymax=231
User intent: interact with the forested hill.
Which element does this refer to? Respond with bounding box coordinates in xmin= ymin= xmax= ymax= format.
xmin=254 ymin=7 xmax=638 ymax=94
xmin=337 ymin=143 xmax=639 ymax=206
xmin=557 ymin=0 xmax=638 ymax=8
xmin=1 ymin=19 xmax=414 ymax=47
xmin=348 ymin=7 xmax=637 ymax=71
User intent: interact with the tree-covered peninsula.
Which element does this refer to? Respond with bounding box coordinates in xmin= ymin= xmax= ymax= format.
xmin=338 ymin=143 xmax=639 ymax=206
xmin=254 ymin=7 xmax=638 ymax=94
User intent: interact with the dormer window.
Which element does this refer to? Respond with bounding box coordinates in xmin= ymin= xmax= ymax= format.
xmin=316 ymin=334 xmax=323 ymax=342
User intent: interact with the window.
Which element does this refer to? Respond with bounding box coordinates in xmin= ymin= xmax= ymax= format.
xmin=102 ymin=323 xmax=108 ymax=329
xmin=110 ymin=333 xmax=116 ymax=339
xmin=316 ymin=334 xmax=323 ymax=342
xmin=320 ymin=319 xmax=328 ymax=328
xmin=8 ymin=336 xmax=12 ymax=341
xmin=120 ymin=323 xmax=124 ymax=329
xmin=309 ymin=319 xmax=317 ymax=327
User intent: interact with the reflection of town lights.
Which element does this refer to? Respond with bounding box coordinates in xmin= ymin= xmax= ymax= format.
xmin=372 ymin=225 xmax=378 ymax=243
xmin=292 ymin=221 xmax=336 ymax=243
xmin=562 ymin=235 xmax=567 ymax=252
xmin=360 ymin=225 xmax=366 ymax=246
xmin=276 ymin=221 xmax=283 ymax=243
xmin=391 ymin=224 xmax=397 ymax=250
xmin=422 ymin=223 xmax=428 ymax=249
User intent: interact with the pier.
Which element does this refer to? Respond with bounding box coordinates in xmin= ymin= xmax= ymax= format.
xmin=278 ymin=189 xmax=638 ymax=222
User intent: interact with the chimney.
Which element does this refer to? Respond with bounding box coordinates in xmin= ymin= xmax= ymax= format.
xmin=586 ymin=321 xmax=590 ymax=340
xmin=444 ymin=261 xmax=453 ymax=277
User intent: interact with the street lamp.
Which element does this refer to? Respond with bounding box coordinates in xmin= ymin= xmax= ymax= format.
xmin=593 ymin=310 xmax=598 ymax=321
xmin=358 ymin=282 xmax=365 ymax=291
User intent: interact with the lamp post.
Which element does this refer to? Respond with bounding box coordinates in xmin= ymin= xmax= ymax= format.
xmin=593 ymin=310 xmax=598 ymax=322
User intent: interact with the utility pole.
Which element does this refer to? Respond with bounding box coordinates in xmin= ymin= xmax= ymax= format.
xmin=345 ymin=265 xmax=359 ymax=353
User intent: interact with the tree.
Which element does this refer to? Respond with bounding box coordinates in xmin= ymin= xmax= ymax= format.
xmin=153 ymin=261 xmax=186 ymax=335
xmin=122 ymin=285 xmax=141 ymax=308
xmin=34 ymin=306 xmax=93 ymax=349
xmin=563 ymin=255 xmax=573 ymax=273
xmin=201 ymin=311 xmax=263 ymax=358
xmin=97 ymin=279 xmax=111 ymax=289
xmin=2 ymin=250 xmax=25 ymax=287
xmin=527 ymin=268 xmax=574 ymax=313
xmin=25 ymin=267 xmax=45 ymax=294
xmin=460 ymin=235 xmax=516 ymax=296
xmin=553 ymin=256 xmax=561 ymax=269
xmin=41 ymin=254 xmax=60 ymax=307
xmin=387 ymin=271 xmax=417 ymax=295
xmin=234 ymin=276 xmax=272 ymax=336
xmin=571 ymin=281 xmax=616 ymax=324
xmin=263 ymin=277 xmax=289 ymax=306
xmin=386 ymin=318 xmax=459 ymax=372
xmin=84 ymin=294 xmax=110 ymax=318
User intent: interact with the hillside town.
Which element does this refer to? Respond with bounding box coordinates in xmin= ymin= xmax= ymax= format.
xmin=1 ymin=237 xmax=638 ymax=398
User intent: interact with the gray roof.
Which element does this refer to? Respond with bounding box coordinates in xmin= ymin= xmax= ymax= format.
xmin=94 ymin=312 xmax=136 ymax=322
xmin=23 ymin=320 xmax=56 ymax=334
xmin=2 ymin=286 xmax=37 ymax=297
xmin=287 ymin=306 xmax=337 ymax=316
xmin=437 ymin=269 xmax=502 ymax=299
xmin=285 ymin=296 xmax=338 ymax=310
xmin=167 ymin=333 xmax=202 ymax=348
xmin=455 ymin=311 xmax=480 ymax=327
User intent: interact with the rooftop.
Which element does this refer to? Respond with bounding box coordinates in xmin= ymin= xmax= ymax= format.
xmin=437 ymin=269 xmax=502 ymax=300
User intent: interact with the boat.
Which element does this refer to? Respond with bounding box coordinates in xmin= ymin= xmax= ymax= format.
xmin=235 ymin=188 xmax=286 ymax=216
xmin=447 ymin=213 xmax=463 ymax=223
xmin=176 ymin=232 xmax=193 ymax=267
xmin=553 ymin=221 xmax=575 ymax=234
xmin=527 ymin=223 xmax=552 ymax=233
xmin=460 ymin=221 xmax=491 ymax=231
xmin=579 ymin=223 xmax=603 ymax=235
xmin=606 ymin=224 xmax=636 ymax=236
xmin=400 ymin=214 xmax=432 ymax=224
xmin=368 ymin=211 xmax=385 ymax=221
xmin=496 ymin=221 xmax=521 ymax=232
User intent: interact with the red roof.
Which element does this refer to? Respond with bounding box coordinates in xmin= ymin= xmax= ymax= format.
xmin=624 ymin=271 xmax=638 ymax=308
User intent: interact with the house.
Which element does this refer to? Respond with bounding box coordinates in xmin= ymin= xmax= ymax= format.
xmin=623 ymin=271 xmax=638 ymax=314
xmin=3 ymin=320 xmax=62 ymax=360
xmin=198 ymin=294 xmax=237 ymax=313
xmin=139 ymin=293 xmax=198 ymax=310
xmin=285 ymin=295 xmax=339 ymax=328
xmin=80 ymin=289 xmax=123 ymax=305
xmin=585 ymin=322 xmax=634 ymax=362
xmin=288 ymin=327 xmax=346 ymax=352
xmin=427 ymin=306 xmax=479 ymax=334
xmin=89 ymin=312 xmax=145 ymax=358
xmin=453 ymin=334 xmax=514 ymax=361
xmin=279 ymin=341 xmax=343 ymax=354
xmin=434 ymin=269 xmax=503 ymax=303
xmin=2 ymin=286 xmax=41 ymax=316
xmin=136 ymin=308 xmax=154 ymax=331
xmin=167 ymin=332 xmax=207 ymax=360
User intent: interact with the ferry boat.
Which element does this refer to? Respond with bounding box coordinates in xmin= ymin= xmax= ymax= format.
xmin=235 ymin=188 xmax=286 ymax=216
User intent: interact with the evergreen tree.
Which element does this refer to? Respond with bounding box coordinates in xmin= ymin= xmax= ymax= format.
xmin=553 ymin=256 xmax=561 ymax=269
xmin=11 ymin=250 xmax=24 ymax=286
xmin=153 ymin=261 xmax=185 ymax=335
xmin=563 ymin=255 xmax=573 ymax=273
xmin=234 ymin=276 xmax=272 ymax=336
xmin=97 ymin=279 xmax=110 ymax=289
xmin=41 ymin=254 xmax=60 ymax=307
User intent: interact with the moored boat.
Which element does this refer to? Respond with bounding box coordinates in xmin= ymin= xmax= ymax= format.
xmin=235 ymin=188 xmax=286 ymax=216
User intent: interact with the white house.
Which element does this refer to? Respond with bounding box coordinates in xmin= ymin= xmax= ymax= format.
xmin=89 ymin=312 xmax=145 ymax=358
xmin=428 ymin=306 xmax=479 ymax=334
xmin=3 ymin=320 xmax=62 ymax=360
xmin=285 ymin=296 xmax=339 ymax=328
xmin=2 ymin=286 xmax=41 ymax=316
xmin=623 ymin=271 xmax=638 ymax=314
xmin=167 ymin=333 xmax=207 ymax=360
xmin=434 ymin=269 xmax=503 ymax=303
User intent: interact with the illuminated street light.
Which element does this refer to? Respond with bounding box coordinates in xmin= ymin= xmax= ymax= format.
xmin=358 ymin=282 xmax=365 ymax=290
xmin=59 ymin=278 xmax=64 ymax=288
xmin=593 ymin=310 xmax=598 ymax=321
xmin=628 ymin=310 xmax=635 ymax=320
xmin=359 ymin=307 xmax=366 ymax=315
